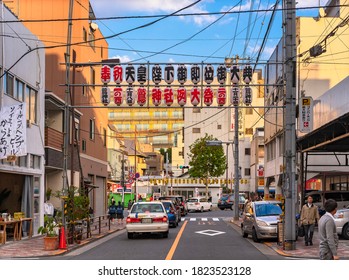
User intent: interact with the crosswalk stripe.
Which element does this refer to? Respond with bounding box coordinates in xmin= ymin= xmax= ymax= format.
xmin=190 ymin=218 xmax=196 ymax=221
xmin=201 ymin=218 xmax=208 ymax=221
xmin=212 ymin=218 xmax=220 ymax=221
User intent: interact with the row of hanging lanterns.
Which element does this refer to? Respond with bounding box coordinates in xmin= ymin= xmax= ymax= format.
xmin=100 ymin=64 xmax=253 ymax=107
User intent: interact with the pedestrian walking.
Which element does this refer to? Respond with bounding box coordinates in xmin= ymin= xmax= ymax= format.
xmin=300 ymin=195 xmax=320 ymax=246
xmin=108 ymin=201 xmax=117 ymax=223
xmin=116 ymin=201 xmax=124 ymax=225
xmin=318 ymin=199 xmax=339 ymax=260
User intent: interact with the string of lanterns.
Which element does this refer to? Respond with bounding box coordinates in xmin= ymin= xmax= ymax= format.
xmin=100 ymin=63 xmax=253 ymax=107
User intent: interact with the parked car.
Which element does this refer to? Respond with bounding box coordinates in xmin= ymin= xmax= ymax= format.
xmin=334 ymin=207 xmax=349 ymax=239
xmin=218 ymin=193 xmax=246 ymax=210
xmin=241 ymin=200 xmax=282 ymax=242
xmin=187 ymin=197 xmax=212 ymax=212
xmin=126 ymin=202 xmax=169 ymax=239
xmin=161 ymin=200 xmax=180 ymax=228
xmin=305 ymin=191 xmax=349 ymax=215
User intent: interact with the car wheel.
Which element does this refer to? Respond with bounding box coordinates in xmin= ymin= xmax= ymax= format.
xmin=163 ymin=231 xmax=169 ymax=238
xmin=342 ymin=224 xmax=349 ymax=240
xmin=200 ymin=206 xmax=204 ymax=212
xmin=230 ymin=205 xmax=234 ymax=210
xmin=209 ymin=205 xmax=212 ymax=211
xmin=127 ymin=232 xmax=134 ymax=239
xmin=219 ymin=207 xmax=224 ymax=211
xmin=241 ymin=225 xmax=248 ymax=238
xmin=252 ymin=227 xmax=260 ymax=243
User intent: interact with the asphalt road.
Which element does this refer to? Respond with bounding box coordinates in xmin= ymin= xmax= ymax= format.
xmin=52 ymin=209 xmax=286 ymax=260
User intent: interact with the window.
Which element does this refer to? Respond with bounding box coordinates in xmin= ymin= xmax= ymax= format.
xmin=88 ymin=28 xmax=95 ymax=49
xmin=82 ymin=139 xmax=87 ymax=152
xmin=90 ymin=67 xmax=95 ymax=89
xmin=193 ymin=108 xmax=201 ymax=113
xmin=103 ymin=128 xmax=107 ymax=147
xmin=217 ymin=124 xmax=222 ymax=130
xmin=245 ymin=168 xmax=251 ymax=176
xmin=245 ymin=108 xmax=253 ymax=115
xmin=245 ymin=148 xmax=251 ymax=155
xmin=26 ymin=86 xmax=38 ymax=124
xmin=89 ymin=119 xmax=95 ymax=140
xmin=4 ymin=72 xmax=14 ymax=97
xmin=15 ymin=79 xmax=25 ymax=101
xmin=192 ymin=128 xmax=201 ymax=133
xmin=83 ymin=27 xmax=87 ymax=42
xmin=245 ymin=128 xmax=253 ymax=135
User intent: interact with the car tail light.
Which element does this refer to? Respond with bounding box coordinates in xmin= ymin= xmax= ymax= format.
xmin=126 ymin=217 xmax=141 ymax=223
xmin=153 ymin=216 xmax=168 ymax=223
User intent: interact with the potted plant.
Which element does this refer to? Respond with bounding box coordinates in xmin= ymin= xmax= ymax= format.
xmin=37 ymin=215 xmax=59 ymax=250
xmin=45 ymin=187 xmax=52 ymax=201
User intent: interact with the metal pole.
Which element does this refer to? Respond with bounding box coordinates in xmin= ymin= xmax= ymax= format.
xmin=62 ymin=0 xmax=74 ymax=227
xmin=121 ymin=153 xmax=125 ymax=205
xmin=233 ymin=106 xmax=240 ymax=221
xmin=226 ymin=144 xmax=229 ymax=193
xmin=283 ymin=0 xmax=297 ymax=250
xmin=0 ymin=2 xmax=5 ymax=112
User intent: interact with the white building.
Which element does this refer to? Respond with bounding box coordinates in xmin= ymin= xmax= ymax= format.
xmin=184 ymin=69 xmax=264 ymax=194
xmin=0 ymin=4 xmax=45 ymax=235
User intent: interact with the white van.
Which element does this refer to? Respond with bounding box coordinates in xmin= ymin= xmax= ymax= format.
xmin=305 ymin=191 xmax=349 ymax=213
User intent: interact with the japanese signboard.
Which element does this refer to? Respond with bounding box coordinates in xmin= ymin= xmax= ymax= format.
xmin=0 ymin=104 xmax=27 ymax=159
xmin=299 ymin=96 xmax=313 ymax=133
xmin=101 ymin=65 xmax=111 ymax=84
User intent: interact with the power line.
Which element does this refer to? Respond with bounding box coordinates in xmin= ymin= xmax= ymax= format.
xmin=129 ymin=1 xmax=242 ymax=63
xmin=1 ymin=4 xmax=348 ymax=23
xmin=0 ymin=0 xmax=202 ymax=79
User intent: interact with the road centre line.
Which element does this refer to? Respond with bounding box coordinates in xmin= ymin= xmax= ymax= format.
xmin=165 ymin=220 xmax=188 ymax=260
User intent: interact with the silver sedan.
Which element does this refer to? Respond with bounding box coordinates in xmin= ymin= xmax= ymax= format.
xmin=334 ymin=208 xmax=349 ymax=239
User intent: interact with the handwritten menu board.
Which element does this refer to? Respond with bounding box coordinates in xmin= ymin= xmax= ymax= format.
xmin=0 ymin=104 xmax=27 ymax=159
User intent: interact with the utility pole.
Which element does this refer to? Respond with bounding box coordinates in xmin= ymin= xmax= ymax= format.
xmin=283 ymin=0 xmax=297 ymax=250
xmin=62 ymin=0 xmax=74 ymax=226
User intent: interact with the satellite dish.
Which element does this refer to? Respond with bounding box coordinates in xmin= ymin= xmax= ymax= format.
xmin=90 ymin=22 xmax=99 ymax=31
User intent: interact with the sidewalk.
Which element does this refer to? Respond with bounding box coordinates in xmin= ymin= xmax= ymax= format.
xmin=0 ymin=222 xmax=126 ymax=259
xmin=231 ymin=219 xmax=349 ymax=259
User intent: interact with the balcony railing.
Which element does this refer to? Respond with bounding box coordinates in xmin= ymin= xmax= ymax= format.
xmin=45 ymin=127 xmax=63 ymax=151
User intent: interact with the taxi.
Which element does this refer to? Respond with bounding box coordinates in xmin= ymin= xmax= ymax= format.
xmin=126 ymin=201 xmax=169 ymax=239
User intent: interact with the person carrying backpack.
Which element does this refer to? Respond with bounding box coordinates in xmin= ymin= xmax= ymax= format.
xmin=116 ymin=201 xmax=124 ymax=225
xmin=108 ymin=201 xmax=117 ymax=223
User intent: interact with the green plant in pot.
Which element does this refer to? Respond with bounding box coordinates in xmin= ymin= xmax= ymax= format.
xmin=37 ymin=215 xmax=60 ymax=250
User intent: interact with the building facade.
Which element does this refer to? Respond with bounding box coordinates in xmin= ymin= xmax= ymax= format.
xmin=9 ymin=0 xmax=110 ymax=216
xmin=264 ymin=1 xmax=349 ymax=198
xmin=0 ymin=3 xmax=45 ymax=234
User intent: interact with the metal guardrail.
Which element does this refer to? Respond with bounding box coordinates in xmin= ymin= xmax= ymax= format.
xmin=66 ymin=214 xmax=113 ymax=244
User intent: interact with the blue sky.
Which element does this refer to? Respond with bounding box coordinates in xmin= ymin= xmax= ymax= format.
xmin=89 ymin=0 xmax=328 ymax=65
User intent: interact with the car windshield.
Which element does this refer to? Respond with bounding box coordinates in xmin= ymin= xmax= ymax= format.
xmin=131 ymin=203 xmax=164 ymax=213
xmin=255 ymin=203 xmax=282 ymax=217
xmin=162 ymin=202 xmax=172 ymax=209
xmin=188 ymin=198 xmax=198 ymax=202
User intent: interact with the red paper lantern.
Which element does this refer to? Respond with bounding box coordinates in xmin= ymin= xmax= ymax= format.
xmin=217 ymin=87 xmax=227 ymax=106
xmin=101 ymin=65 xmax=111 ymax=84
xmin=203 ymin=86 xmax=214 ymax=106
xmin=164 ymin=87 xmax=174 ymax=106
xmin=137 ymin=87 xmax=147 ymax=106
xmin=113 ymin=87 xmax=123 ymax=106
xmin=177 ymin=87 xmax=187 ymax=106
xmin=152 ymin=87 xmax=162 ymax=106
xmin=190 ymin=87 xmax=200 ymax=106
xmin=113 ymin=65 xmax=123 ymax=84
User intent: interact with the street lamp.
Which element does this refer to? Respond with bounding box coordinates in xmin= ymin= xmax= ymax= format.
xmin=206 ymin=140 xmax=239 ymax=221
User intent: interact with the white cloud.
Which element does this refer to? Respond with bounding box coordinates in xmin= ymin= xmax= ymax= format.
xmin=90 ymin=0 xmax=217 ymax=26
xmin=111 ymin=55 xmax=132 ymax=63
